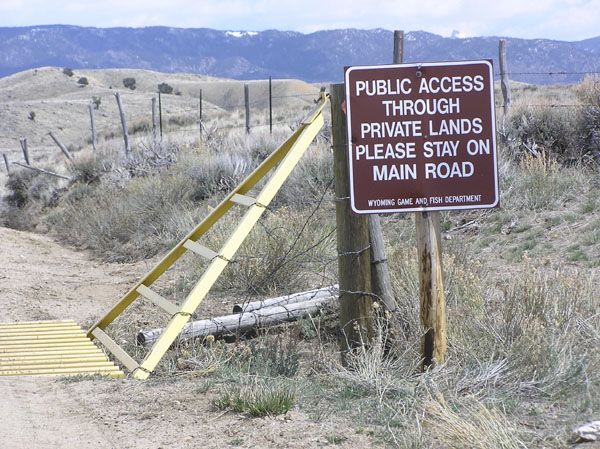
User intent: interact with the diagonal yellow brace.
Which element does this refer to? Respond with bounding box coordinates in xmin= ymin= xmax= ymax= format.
xmin=87 ymin=94 xmax=329 ymax=379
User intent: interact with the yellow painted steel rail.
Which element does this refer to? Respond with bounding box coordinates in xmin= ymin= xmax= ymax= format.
xmin=86 ymin=93 xmax=330 ymax=379
xmin=0 ymin=320 xmax=124 ymax=378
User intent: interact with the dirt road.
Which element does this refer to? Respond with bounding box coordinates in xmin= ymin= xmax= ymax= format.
xmin=0 ymin=226 xmax=375 ymax=449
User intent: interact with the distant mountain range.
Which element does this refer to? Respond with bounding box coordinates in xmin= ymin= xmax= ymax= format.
xmin=1 ymin=25 xmax=599 ymax=84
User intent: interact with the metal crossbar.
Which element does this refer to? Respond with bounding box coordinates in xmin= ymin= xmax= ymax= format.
xmin=87 ymin=93 xmax=329 ymax=379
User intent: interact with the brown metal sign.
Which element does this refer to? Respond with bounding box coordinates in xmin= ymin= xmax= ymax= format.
xmin=345 ymin=60 xmax=498 ymax=213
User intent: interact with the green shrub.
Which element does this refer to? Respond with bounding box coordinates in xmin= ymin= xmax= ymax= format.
xmin=508 ymin=105 xmax=579 ymax=160
xmin=122 ymin=77 xmax=136 ymax=90
xmin=62 ymin=67 xmax=74 ymax=77
xmin=158 ymin=82 xmax=173 ymax=94
xmin=574 ymin=75 xmax=600 ymax=160
xmin=5 ymin=168 xmax=62 ymax=209
xmin=69 ymin=153 xmax=110 ymax=184
xmin=77 ymin=77 xmax=88 ymax=86
xmin=91 ymin=96 xmax=101 ymax=109
xmin=211 ymin=208 xmax=336 ymax=295
xmin=184 ymin=152 xmax=250 ymax=201
xmin=5 ymin=170 xmax=35 ymax=208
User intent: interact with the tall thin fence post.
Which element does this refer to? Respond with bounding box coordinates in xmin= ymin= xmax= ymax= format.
xmin=88 ymin=102 xmax=97 ymax=152
xmin=393 ymin=29 xmax=404 ymax=66
xmin=20 ymin=138 xmax=29 ymax=165
xmin=49 ymin=132 xmax=74 ymax=161
xmin=244 ymin=83 xmax=251 ymax=134
xmin=366 ymin=31 xmax=402 ymax=315
xmin=158 ymin=91 xmax=163 ymax=139
xmin=114 ymin=92 xmax=131 ymax=156
xmin=331 ymin=83 xmax=374 ymax=363
xmin=3 ymin=153 xmax=10 ymax=174
xmin=199 ymin=89 xmax=203 ymax=140
xmin=269 ymin=77 xmax=273 ymax=134
xmin=151 ymin=97 xmax=157 ymax=144
xmin=499 ymin=39 xmax=511 ymax=116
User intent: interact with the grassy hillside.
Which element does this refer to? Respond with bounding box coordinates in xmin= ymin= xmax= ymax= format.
xmin=1 ymin=70 xmax=599 ymax=448
xmin=0 ymin=67 xmax=319 ymax=171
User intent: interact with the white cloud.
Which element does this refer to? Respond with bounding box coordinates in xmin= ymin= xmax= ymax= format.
xmin=0 ymin=0 xmax=599 ymax=40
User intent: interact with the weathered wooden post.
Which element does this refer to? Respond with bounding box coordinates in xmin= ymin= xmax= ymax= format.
xmin=151 ymin=97 xmax=157 ymax=143
xmin=114 ymin=92 xmax=131 ymax=156
xmin=88 ymin=102 xmax=97 ymax=152
xmin=3 ymin=153 xmax=10 ymax=174
xmin=499 ymin=39 xmax=511 ymax=116
xmin=331 ymin=83 xmax=374 ymax=361
xmin=269 ymin=77 xmax=273 ymax=134
xmin=198 ymin=88 xmax=203 ymax=139
xmin=158 ymin=91 xmax=163 ymax=138
xmin=20 ymin=138 xmax=30 ymax=165
xmin=49 ymin=131 xmax=74 ymax=161
xmin=393 ymin=29 xmax=404 ymax=67
xmin=12 ymin=162 xmax=71 ymax=180
xmin=367 ymin=31 xmax=405 ymax=314
xmin=416 ymin=212 xmax=447 ymax=368
xmin=244 ymin=83 xmax=251 ymax=134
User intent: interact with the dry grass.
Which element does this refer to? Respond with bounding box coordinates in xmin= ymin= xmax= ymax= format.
xmin=424 ymin=397 xmax=528 ymax=449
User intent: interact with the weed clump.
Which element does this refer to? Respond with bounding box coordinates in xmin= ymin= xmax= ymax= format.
xmin=212 ymin=378 xmax=295 ymax=417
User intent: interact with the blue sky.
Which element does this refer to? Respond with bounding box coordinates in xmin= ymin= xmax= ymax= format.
xmin=1 ymin=0 xmax=599 ymax=41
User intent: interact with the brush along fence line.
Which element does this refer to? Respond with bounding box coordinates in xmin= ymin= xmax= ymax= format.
xmin=137 ymin=285 xmax=339 ymax=345
xmin=0 ymin=78 xmax=322 ymax=175
xmin=1 ymin=66 xmax=598 ymax=177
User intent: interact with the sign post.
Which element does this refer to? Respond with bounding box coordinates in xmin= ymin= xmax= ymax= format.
xmin=344 ymin=60 xmax=498 ymax=368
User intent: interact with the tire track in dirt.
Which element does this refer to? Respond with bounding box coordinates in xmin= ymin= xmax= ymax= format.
xmin=0 ymin=378 xmax=118 ymax=449
xmin=0 ymin=226 xmax=143 ymax=324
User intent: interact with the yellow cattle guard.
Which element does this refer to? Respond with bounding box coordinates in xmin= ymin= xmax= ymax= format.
xmin=0 ymin=320 xmax=124 ymax=378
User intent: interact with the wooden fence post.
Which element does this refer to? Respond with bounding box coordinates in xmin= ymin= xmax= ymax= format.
xmin=269 ymin=77 xmax=273 ymax=134
xmin=331 ymin=83 xmax=374 ymax=361
xmin=416 ymin=211 xmax=447 ymax=368
xmin=198 ymin=89 xmax=203 ymax=139
xmin=244 ymin=83 xmax=251 ymax=134
xmin=366 ymin=30 xmax=404 ymax=314
xmin=393 ymin=29 xmax=404 ymax=66
xmin=499 ymin=39 xmax=511 ymax=116
xmin=158 ymin=91 xmax=163 ymax=139
xmin=114 ymin=92 xmax=131 ymax=156
xmin=151 ymin=97 xmax=157 ymax=143
xmin=88 ymin=102 xmax=97 ymax=152
xmin=3 ymin=153 xmax=9 ymax=174
xmin=20 ymin=138 xmax=30 ymax=165
xmin=48 ymin=131 xmax=74 ymax=161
